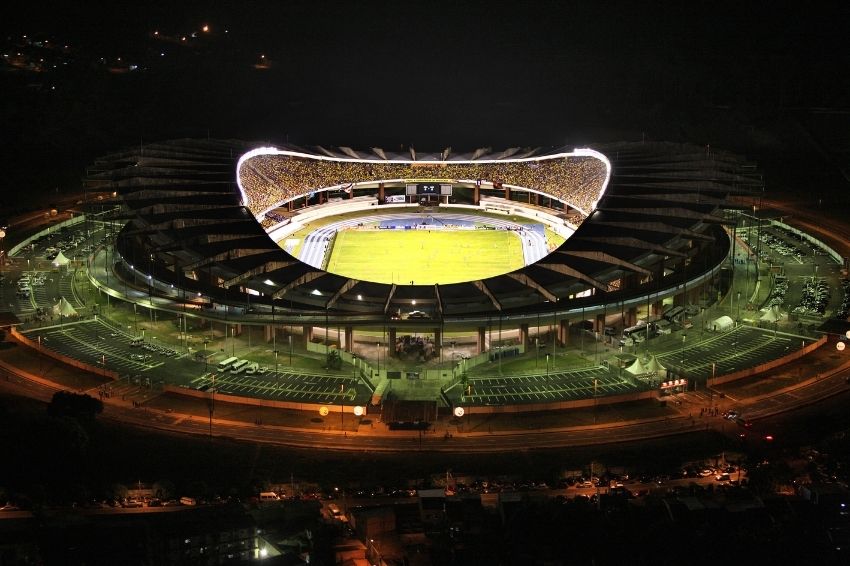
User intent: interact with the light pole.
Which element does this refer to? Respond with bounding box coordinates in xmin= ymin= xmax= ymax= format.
xmin=340 ymin=383 xmax=345 ymax=432
xmin=0 ymin=228 xmax=6 ymax=282
xmin=546 ymin=353 xmax=550 ymax=377
xmin=288 ymin=334 xmax=293 ymax=366
xmin=681 ymin=333 xmax=687 ymax=366
xmin=369 ymin=539 xmax=383 ymax=565
xmin=231 ymin=325 xmax=236 ymax=357
xmin=209 ymin=373 xmax=216 ymax=440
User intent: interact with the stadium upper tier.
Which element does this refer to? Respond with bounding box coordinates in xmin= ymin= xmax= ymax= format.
xmin=236 ymin=148 xmax=611 ymax=219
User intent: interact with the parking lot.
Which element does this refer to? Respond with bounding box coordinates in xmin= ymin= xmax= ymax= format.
xmin=24 ymin=319 xmax=166 ymax=376
xmin=187 ymin=370 xmax=363 ymax=405
xmin=462 ymin=366 xmax=641 ymax=405
xmin=22 ymin=318 xmax=371 ymax=405
xmin=656 ymin=325 xmax=799 ymax=380
xmin=743 ymin=224 xmax=848 ymax=319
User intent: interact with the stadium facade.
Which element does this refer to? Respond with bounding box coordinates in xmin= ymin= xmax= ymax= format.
xmin=86 ymin=139 xmax=762 ymax=404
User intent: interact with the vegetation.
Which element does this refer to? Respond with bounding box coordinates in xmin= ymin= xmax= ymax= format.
xmin=47 ymin=390 xmax=103 ymax=420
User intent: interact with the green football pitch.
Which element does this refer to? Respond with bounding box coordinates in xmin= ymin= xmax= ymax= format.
xmin=325 ymin=229 xmax=525 ymax=284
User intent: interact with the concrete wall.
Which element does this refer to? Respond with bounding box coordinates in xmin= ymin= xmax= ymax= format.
xmin=463 ymin=388 xmax=659 ymax=415
xmin=708 ymin=335 xmax=826 ymax=387
xmin=11 ymin=326 xmax=120 ymax=381
xmin=163 ymin=383 xmax=353 ymax=414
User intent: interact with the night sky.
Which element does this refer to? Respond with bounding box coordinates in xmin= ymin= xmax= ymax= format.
xmin=2 ymin=1 xmax=849 ymax=207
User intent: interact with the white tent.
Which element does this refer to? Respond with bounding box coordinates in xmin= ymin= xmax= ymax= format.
xmin=625 ymin=357 xmax=649 ymax=375
xmin=760 ymin=305 xmax=785 ymax=323
xmin=712 ymin=315 xmax=735 ymax=332
xmin=52 ymin=297 xmax=78 ymax=318
xmin=52 ymin=251 xmax=70 ymax=267
xmin=644 ymin=355 xmax=666 ymax=375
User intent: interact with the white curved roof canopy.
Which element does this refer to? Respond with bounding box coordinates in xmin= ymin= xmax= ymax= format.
xmin=236 ymin=147 xmax=611 ymax=220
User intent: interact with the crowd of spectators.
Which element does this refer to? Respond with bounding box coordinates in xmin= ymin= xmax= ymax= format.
xmin=240 ymin=153 xmax=608 ymax=217
xmin=260 ymin=209 xmax=288 ymax=228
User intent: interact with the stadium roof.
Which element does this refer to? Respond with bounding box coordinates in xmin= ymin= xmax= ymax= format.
xmin=91 ymin=139 xmax=762 ymax=320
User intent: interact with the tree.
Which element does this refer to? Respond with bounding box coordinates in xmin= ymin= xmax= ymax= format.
xmin=47 ymin=390 xmax=103 ymax=421
xmin=326 ymin=349 xmax=342 ymax=370
xmin=153 ymin=479 xmax=175 ymax=500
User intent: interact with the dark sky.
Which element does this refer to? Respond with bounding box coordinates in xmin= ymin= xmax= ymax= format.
xmin=2 ymin=1 xmax=849 ymax=204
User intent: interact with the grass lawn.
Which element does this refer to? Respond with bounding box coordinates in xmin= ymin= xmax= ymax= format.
xmin=326 ymin=228 xmax=524 ymax=284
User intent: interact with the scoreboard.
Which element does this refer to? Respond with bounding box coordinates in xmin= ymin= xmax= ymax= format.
xmin=418 ymin=183 xmax=440 ymax=194
xmin=406 ymin=183 xmax=452 ymax=195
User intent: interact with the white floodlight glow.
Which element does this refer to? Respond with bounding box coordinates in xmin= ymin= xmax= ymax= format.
xmin=236 ymin=145 xmax=611 ymax=220
xmin=311 ymin=289 xmax=322 ymax=296
xmin=264 ymin=279 xmax=275 ymax=286
xmin=454 ymin=407 xmax=465 ymax=418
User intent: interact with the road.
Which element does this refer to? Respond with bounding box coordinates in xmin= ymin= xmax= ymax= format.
xmin=3 ymin=353 xmax=848 ymax=452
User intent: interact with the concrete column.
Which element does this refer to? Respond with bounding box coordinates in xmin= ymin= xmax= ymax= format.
xmin=505 ymin=186 xmax=511 ymax=201
xmin=595 ymin=314 xmax=605 ymax=333
xmin=378 ymin=182 xmax=385 ymax=201
xmin=388 ymin=327 xmax=397 ymax=357
xmin=477 ymin=327 xmax=486 ymax=354
xmin=520 ymin=324 xmax=529 ymax=348
xmin=652 ymin=301 xmax=664 ymax=316
xmin=473 ymin=184 xmax=480 ymax=205
xmin=559 ymin=319 xmax=569 ymax=346
xmin=302 ymin=325 xmax=313 ymax=346
xmin=433 ymin=328 xmax=441 ymax=357
xmin=264 ymin=324 xmax=273 ymax=342
xmin=344 ymin=326 xmax=353 ymax=352
xmin=627 ymin=307 xmax=637 ymax=327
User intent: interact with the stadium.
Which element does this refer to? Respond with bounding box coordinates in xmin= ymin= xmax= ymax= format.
xmin=69 ymin=138 xmax=771 ymax=417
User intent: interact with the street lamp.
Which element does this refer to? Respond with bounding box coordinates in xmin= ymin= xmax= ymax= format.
xmin=340 ymin=383 xmax=345 ymax=432
xmin=230 ymin=325 xmax=236 ymax=357
xmin=0 ymin=228 xmax=6 ymax=281
xmin=369 ymin=539 xmax=383 ymax=565
xmin=681 ymin=333 xmax=687 ymax=365
xmin=546 ymin=353 xmax=550 ymax=377
xmin=208 ymin=373 xmax=216 ymax=440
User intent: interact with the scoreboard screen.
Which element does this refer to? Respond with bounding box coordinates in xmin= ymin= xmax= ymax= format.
xmin=417 ymin=183 xmax=440 ymax=194
xmin=414 ymin=183 xmax=452 ymax=195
